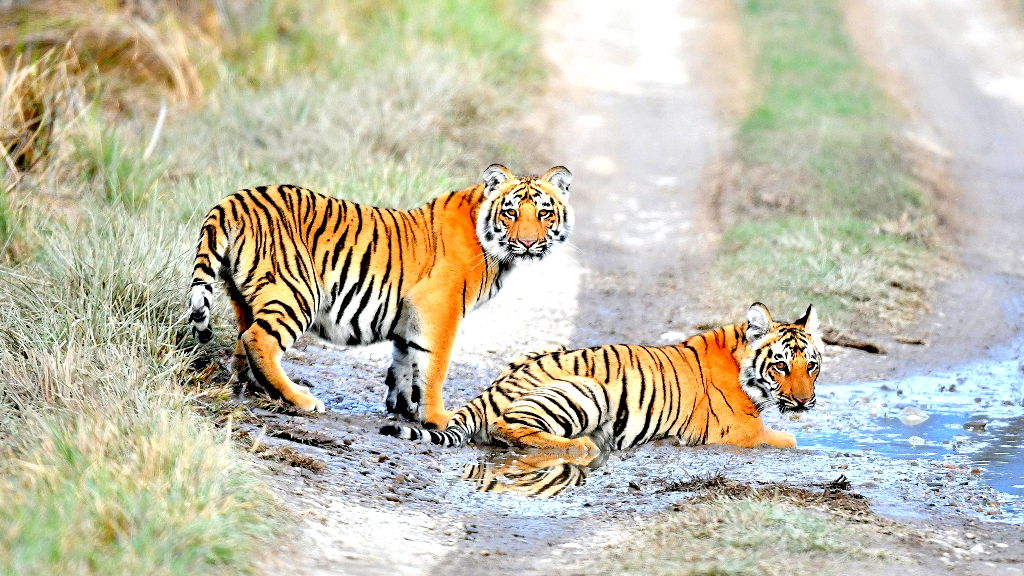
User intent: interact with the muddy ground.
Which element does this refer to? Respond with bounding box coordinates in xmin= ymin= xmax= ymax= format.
xmin=251 ymin=1 xmax=1024 ymax=574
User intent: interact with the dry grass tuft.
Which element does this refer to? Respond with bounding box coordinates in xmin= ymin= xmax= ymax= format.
xmin=661 ymin=472 xmax=872 ymax=518
xmin=1 ymin=1 xmax=212 ymax=103
xmin=0 ymin=45 xmax=86 ymax=175
xmin=604 ymin=494 xmax=886 ymax=576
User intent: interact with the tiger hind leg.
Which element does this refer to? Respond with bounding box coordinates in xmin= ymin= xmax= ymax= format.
xmin=240 ymin=319 xmax=325 ymax=413
xmin=489 ymin=377 xmax=611 ymax=454
xmin=227 ymin=295 xmax=261 ymax=397
xmin=490 ymin=417 xmax=600 ymax=454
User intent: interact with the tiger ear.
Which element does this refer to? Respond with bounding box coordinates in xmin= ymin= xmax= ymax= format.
xmin=482 ymin=164 xmax=514 ymax=199
xmin=796 ymin=304 xmax=824 ymax=349
xmin=541 ymin=165 xmax=572 ymax=198
xmin=795 ymin=304 xmax=820 ymax=335
xmin=746 ymin=302 xmax=773 ymax=343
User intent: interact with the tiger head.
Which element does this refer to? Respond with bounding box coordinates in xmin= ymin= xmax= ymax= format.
xmin=476 ymin=164 xmax=574 ymax=263
xmin=739 ymin=302 xmax=824 ymax=414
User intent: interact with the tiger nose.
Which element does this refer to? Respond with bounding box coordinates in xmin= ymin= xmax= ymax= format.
xmin=794 ymin=396 xmax=811 ymax=406
xmin=519 ymin=239 xmax=537 ymax=248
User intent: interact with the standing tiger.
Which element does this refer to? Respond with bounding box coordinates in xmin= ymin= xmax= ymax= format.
xmin=381 ymin=303 xmax=823 ymax=452
xmin=189 ymin=164 xmax=573 ymax=428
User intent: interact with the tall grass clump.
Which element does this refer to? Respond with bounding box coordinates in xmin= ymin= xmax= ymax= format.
xmin=165 ymin=1 xmax=542 ymax=212
xmin=0 ymin=213 xmax=278 ymax=575
xmin=0 ymin=46 xmax=87 ymax=261
xmin=1 ymin=1 xmax=209 ymax=104
xmin=75 ymin=116 xmax=166 ymax=209
xmin=715 ymin=0 xmax=942 ymax=331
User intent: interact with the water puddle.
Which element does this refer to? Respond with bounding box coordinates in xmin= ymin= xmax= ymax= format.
xmin=786 ymin=348 xmax=1024 ymax=520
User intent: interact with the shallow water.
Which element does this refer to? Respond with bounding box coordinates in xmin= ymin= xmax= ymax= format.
xmin=798 ymin=346 xmax=1024 ymax=518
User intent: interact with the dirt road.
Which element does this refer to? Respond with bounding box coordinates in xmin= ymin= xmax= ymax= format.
xmin=255 ymin=1 xmax=1024 ymax=575
xmin=255 ymin=2 xmax=732 ymax=574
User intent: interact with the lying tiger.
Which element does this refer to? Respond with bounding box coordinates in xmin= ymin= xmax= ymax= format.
xmin=189 ymin=164 xmax=573 ymax=428
xmin=381 ymin=303 xmax=823 ymax=452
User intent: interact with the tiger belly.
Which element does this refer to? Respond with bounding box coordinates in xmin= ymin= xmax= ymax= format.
xmin=311 ymin=289 xmax=402 ymax=346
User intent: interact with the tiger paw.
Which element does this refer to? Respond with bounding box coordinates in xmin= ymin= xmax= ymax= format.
xmin=293 ymin=393 xmax=326 ymax=414
xmin=764 ymin=430 xmax=796 ymax=448
xmin=386 ymin=383 xmax=420 ymax=421
xmin=570 ymin=436 xmax=602 ymax=455
xmin=423 ymin=409 xmax=454 ymax=430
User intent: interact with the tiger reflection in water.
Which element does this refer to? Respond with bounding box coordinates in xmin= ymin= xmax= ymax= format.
xmin=460 ymin=452 xmax=607 ymax=497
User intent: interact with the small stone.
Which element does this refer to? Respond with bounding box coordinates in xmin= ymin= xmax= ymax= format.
xmin=899 ymin=406 xmax=929 ymax=426
xmin=964 ymin=420 xmax=987 ymax=431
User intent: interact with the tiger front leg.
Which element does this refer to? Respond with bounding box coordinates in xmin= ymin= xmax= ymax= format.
xmin=385 ymin=339 xmax=425 ymax=421
xmin=723 ymin=421 xmax=797 ymax=449
xmin=390 ymin=292 xmax=461 ymax=429
xmin=384 ymin=340 xmax=454 ymax=428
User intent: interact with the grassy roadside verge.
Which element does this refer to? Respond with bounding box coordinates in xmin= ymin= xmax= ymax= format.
xmin=606 ymin=497 xmax=875 ymax=576
xmin=0 ymin=2 xmax=541 ymax=574
xmin=712 ymin=0 xmax=943 ymax=332
xmin=602 ymin=476 xmax=893 ymax=576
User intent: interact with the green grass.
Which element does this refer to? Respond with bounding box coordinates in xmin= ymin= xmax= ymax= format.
xmin=0 ymin=212 xmax=279 ymax=575
xmin=715 ymin=0 xmax=941 ymax=330
xmin=0 ymin=181 xmax=25 ymax=260
xmin=0 ymin=1 xmax=544 ymax=574
xmin=604 ymin=497 xmax=879 ymax=576
xmin=75 ymin=118 xmax=167 ymax=210
xmin=347 ymin=0 xmax=542 ymax=81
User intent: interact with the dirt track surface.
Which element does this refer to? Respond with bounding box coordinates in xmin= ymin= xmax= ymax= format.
xmin=837 ymin=0 xmax=1024 ymax=379
xmin=255 ymin=1 xmax=732 ymax=573
xmin=254 ymin=1 xmax=1024 ymax=574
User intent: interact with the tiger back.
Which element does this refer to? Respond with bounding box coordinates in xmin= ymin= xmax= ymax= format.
xmin=188 ymin=164 xmax=573 ymax=428
xmin=381 ymin=302 xmax=823 ymax=453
